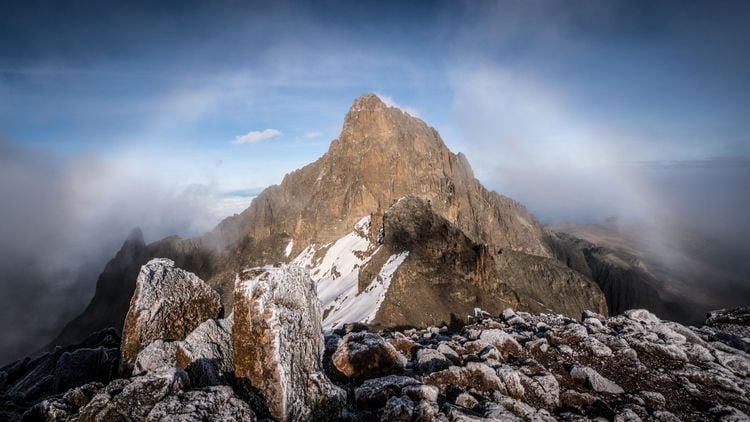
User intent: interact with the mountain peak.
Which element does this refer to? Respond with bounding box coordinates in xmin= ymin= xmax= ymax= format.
xmin=350 ymin=92 xmax=387 ymax=111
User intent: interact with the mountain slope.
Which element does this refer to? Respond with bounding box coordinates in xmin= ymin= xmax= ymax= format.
xmin=53 ymin=93 xmax=606 ymax=346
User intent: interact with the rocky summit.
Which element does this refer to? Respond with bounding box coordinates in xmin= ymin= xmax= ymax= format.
xmin=1 ymin=259 xmax=748 ymax=421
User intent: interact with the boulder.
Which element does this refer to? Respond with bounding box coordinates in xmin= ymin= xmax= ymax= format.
xmin=77 ymin=367 xmax=190 ymax=420
xmin=416 ymin=348 xmax=451 ymax=373
xmin=233 ymin=264 xmax=345 ymax=421
xmin=134 ymin=340 xmax=178 ymax=374
xmin=569 ymin=364 xmax=624 ymax=394
xmin=146 ymin=385 xmax=256 ymax=421
xmin=332 ymin=331 xmax=406 ymax=380
xmin=122 ymin=258 xmax=222 ymax=370
xmin=479 ymin=329 xmax=523 ymax=358
xmin=176 ymin=318 xmax=233 ymax=387
xmin=354 ymin=375 xmax=420 ymax=408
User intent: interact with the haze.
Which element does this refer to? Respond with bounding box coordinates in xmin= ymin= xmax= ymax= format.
xmin=1 ymin=0 xmax=748 ymax=364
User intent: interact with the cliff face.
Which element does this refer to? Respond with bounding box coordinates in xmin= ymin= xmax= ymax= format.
xmin=53 ymin=93 xmax=606 ymax=346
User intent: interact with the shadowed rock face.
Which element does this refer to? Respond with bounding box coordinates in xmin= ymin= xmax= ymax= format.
xmin=121 ymin=258 xmax=222 ymax=372
xmin=53 ymin=93 xmax=570 ymax=346
xmin=365 ymin=196 xmax=607 ymax=328
xmin=232 ymin=264 xmax=345 ymax=421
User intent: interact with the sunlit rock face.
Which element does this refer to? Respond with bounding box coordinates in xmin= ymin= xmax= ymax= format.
xmin=121 ymin=258 xmax=222 ymax=372
xmin=232 ymin=264 xmax=345 ymax=421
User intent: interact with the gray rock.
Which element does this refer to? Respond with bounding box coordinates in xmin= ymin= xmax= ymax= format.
xmin=455 ymin=392 xmax=479 ymax=410
xmin=146 ymin=385 xmax=256 ymax=421
xmin=78 ymin=367 xmax=190 ymax=420
xmin=416 ymin=348 xmax=451 ymax=373
xmin=122 ymin=258 xmax=222 ymax=371
xmin=570 ymin=365 xmax=624 ymax=394
xmin=134 ymin=340 xmax=178 ymax=374
xmin=176 ymin=318 xmax=233 ymax=387
xmin=354 ymin=375 xmax=420 ymax=408
xmin=479 ymin=329 xmax=523 ymax=358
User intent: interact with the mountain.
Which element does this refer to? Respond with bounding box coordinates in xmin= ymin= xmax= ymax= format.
xmin=548 ymin=219 xmax=750 ymax=324
xmin=53 ymin=93 xmax=606 ymax=347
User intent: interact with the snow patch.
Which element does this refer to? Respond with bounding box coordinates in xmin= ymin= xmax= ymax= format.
xmin=322 ymin=251 xmax=409 ymax=329
xmin=286 ymin=215 xmax=410 ymax=329
xmin=284 ymin=239 xmax=294 ymax=257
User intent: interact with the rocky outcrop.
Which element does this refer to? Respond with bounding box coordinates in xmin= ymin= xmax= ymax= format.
xmin=324 ymin=308 xmax=750 ymax=420
xmin=5 ymin=303 xmax=750 ymax=421
xmin=121 ymin=258 xmax=222 ymax=371
xmin=0 ymin=329 xmax=121 ymax=421
xmin=26 ymin=368 xmax=256 ymax=421
xmin=233 ymin=264 xmax=345 ymax=421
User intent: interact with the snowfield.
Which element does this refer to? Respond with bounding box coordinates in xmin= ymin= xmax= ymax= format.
xmin=290 ymin=216 xmax=409 ymax=328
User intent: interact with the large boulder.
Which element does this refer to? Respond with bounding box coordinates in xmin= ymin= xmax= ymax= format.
xmin=121 ymin=258 xmax=222 ymax=371
xmin=233 ymin=264 xmax=345 ymax=421
xmin=332 ymin=332 xmax=407 ymax=381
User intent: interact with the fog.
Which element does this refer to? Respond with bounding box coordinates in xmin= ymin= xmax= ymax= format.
xmin=0 ymin=142 xmax=231 ymax=365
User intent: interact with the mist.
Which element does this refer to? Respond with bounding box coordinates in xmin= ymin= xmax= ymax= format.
xmin=0 ymin=142 xmax=235 ymax=365
xmin=450 ymin=66 xmax=750 ymax=311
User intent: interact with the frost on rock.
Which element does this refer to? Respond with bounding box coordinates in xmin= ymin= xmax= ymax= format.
xmin=176 ymin=318 xmax=233 ymax=387
xmin=233 ymin=264 xmax=345 ymax=421
xmin=122 ymin=258 xmax=222 ymax=371
xmin=134 ymin=340 xmax=178 ymax=374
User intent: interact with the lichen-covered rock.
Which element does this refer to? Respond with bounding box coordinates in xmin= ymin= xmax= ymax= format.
xmin=122 ymin=259 xmax=222 ymax=371
xmin=233 ymin=264 xmax=345 ymax=421
xmin=134 ymin=340 xmax=178 ymax=374
xmin=77 ymin=367 xmax=190 ymax=420
xmin=332 ymin=331 xmax=406 ymax=380
xmin=176 ymin=318 xmax=233 ymax=387
xmin=146 ymin=385 xmax=256 ymax=421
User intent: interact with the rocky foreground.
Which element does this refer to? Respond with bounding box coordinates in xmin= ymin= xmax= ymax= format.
xmin=2 ymin=259 xmax=749 ymax=421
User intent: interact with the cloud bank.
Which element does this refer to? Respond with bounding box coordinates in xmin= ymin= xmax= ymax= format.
xmin=0 ymin=142 xmax=224 ymax=365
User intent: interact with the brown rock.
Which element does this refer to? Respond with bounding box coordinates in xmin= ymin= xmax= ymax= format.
xmin=332 ymin=331 xmax=406 ymax=381
xmin=233 ymin=264 xmax=345 ymax=421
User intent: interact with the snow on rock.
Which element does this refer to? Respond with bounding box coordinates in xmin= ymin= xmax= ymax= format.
xmin=284 ymin=239 xmax=294 ymax=257
xmin=232 ymin=264 xmax=345 ymax=421
xmin=122 ymin=258 xmax=222 ymax=371
xmin=175 ymin=318 xmax=233 ymax=387
xmin=322 ymin=251 xmax=409 ymax=329
xmin=289 ymin=215 xmax=410 ymax=329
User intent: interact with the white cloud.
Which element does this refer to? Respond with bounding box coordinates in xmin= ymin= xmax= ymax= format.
xmin=303 ymin=131 xmax=323 ymax=139
xmin=375 ymin=93 xmax=421 ymax=118
xmin=232 ymin=128 xmax=283 ymax=145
